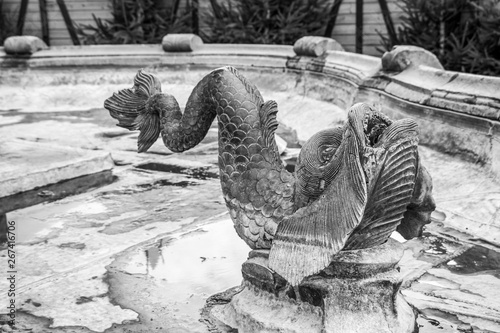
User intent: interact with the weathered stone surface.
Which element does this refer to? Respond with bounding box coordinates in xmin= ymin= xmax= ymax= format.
xmin=4 ymin=36 xmax=48 ymax=55
xmin=322 ymin=239 xmax=404 ymax=278
xmin=303 ymin=275 xmax=416 ymax=333
xmin=355 ymin=88 xmax=494 ymax=166
xmin=211 ymin=282 xmax=324 ymax=333
xmin=241 ymin=250 xmax=288 ymax=296
xmin=162 ymin=33 xmax=203 ymax=52
xmin=382 ymin=45 xmax=444 ymax=72
xmin=287 ymin=56 xmax=328 ymax=72
xmin=210 ymin=241 xmax=416 ymax=332
xmin=0 ymin=170 xmax=114 ymax=215
xmin=0 ymin=140 xmax=114 ymax=199
xmin=492 ymin=134 xmax=500 ymax=176
xmin=0 ymin=43 xmax=293 ymax=69
xmin=293 ymin=36 xmax=344 ymax=57
xmin=324 ymin=51 xmax=382 ymax=83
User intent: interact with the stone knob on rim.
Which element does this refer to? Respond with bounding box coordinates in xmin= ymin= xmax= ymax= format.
xmin=162 ymin=34 xmax=203 ymax=52
xmin=293 ymin=36 xmax=344 ymax=57
xmin=4 ymin=36 xmax=48 ymax=55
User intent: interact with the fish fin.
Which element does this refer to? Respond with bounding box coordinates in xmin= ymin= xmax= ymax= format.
xmin=104 ymin=70 xmax=162 ymax=152
xmin=269 ymin=128 xmax=367 ymax=285
xmin=223 ymin=66 xmax=263 ymax=105
xmin=260 ymin=100 xmax=279 ymax=150
xmin=345 ymin=119 xmax=419 ymax=249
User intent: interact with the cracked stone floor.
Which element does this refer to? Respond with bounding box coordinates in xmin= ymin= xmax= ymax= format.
xmin=0 ymin=70 xmax=499 ymax=333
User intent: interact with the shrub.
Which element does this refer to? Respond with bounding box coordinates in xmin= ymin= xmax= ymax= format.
xmin=379 ymin=0 xmax=500 ymax=76
xmin=202 ymin=0 xmax=331 ymax=45
xmin=0 ymin=3 xmax=16 ymax=46
xmin=76 ymin=0 xmax=193 ymax=45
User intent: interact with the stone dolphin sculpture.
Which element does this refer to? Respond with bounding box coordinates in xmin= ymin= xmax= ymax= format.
xmin=104 ymin=66 xmax=435 ymax=285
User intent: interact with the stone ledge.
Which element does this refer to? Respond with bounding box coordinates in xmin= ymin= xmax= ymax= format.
xmin=356 ymin=88 xmax=495 ymax=165
xmin=0 ymin=140 xmax=114 ymax=199
xmin=379 ymin=65 xmax=500 ymax=121
xmin=2 ymin=43 xmax=291 ymax=59
xmin=287 ymin=51 xmax=381 ymax=86
xmin=325 ymin=51 xmax=381 ymax=82
xmin=0 ymin=44 xmax=294 ymax=69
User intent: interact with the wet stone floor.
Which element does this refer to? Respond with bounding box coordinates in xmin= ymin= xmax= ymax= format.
xmin=0 ymin=74 xmax=500 ymax=332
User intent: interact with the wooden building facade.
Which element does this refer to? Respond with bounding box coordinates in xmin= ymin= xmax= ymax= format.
xmin=3 ymin=0 xmax=113 ymax=46
xmin=2 ymin=0 xmax=404 ymax=55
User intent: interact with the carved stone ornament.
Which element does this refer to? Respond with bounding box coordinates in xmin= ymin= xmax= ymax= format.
xmin=105 ymin=67 xmax=435 ymax=332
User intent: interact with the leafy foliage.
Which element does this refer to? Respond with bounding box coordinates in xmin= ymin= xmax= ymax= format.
xmin=76 ymin=0 xmax=193 ymax=45
xmin=202 ymin=0 xmax=331 ymax=45
xmin=379 ymin=0 xmax=500 ymax=76
xmin=0 ymin=3 xmax=16 ymax=46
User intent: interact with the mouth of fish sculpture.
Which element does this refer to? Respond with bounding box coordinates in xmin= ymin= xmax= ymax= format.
xmin=294 ymin=104 xmax=393 ymax=207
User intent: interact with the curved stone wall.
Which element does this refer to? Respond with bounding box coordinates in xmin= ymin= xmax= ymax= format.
xmin=287 ymin=43 xmax=500 ymax=176
xmin=1 ymin=36 xmax=499 ymax=177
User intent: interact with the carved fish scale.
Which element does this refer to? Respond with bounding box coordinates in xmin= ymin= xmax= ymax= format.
xmin=212 ymin=70 xmax=295 ymax=249
xmin=105 ymin=66 xmax=295 ymax=249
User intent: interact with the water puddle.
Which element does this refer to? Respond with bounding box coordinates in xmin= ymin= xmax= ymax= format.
xmin=144 ymin=220 xmax=249 ymax=295
xmin=423 ymin=233 xmax=450 ymax=255
xmin=442 ymin=244 xmax=500 ymax=277
xmin=417 ymin=309 xmax=472 ymax=333
xmin=135 ymin=162 xmax=219 ymax=180
xmin=136 ymin=179 xmax=197 ymax=189
xmin=121 ymin=218 xmax=250 ymax=328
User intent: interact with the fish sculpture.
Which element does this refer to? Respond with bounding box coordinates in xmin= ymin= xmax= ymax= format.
xmin=104 ymin=66 xmax=435 ymax=286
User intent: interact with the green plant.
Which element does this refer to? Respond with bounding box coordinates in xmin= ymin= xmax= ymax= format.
xmin=202 ymin=0 xmax=331 ymax=45
xmin=0 ymin=1 xmax=17 ymax=46
xmin=378 ymin=0 xmax=500 ymax=76
xmin=76 ymin=0 xmax=193 ymax=45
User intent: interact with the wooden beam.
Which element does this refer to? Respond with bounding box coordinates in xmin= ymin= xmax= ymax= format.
xmin=39 ymin=0 xmax=50 ymax=45
xmin=171 ymin=0 xmax=181 ymax=22
xmin=56 ymin=0 xmax=80 ymax=45
xmin=355 ymin=0 xmax=363 ymax=53
xmin=324 ymin=0 xmax=343 ymax=37
xmin=377 ymin=0 xmax=397 ymax=44
xmin=16 ymin=0 xmax=29 ymax=35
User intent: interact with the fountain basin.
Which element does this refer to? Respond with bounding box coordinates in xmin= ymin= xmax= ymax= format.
xmin=0 ymin=38 xmax=499 ymax=332
xmin=1 ymin=42 xmax=498 ymax=175
xmin=1 ymin=41 xmax=498 ymax=246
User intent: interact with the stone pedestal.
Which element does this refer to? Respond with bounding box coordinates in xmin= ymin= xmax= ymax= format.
xmin=204 ymin=239 xmax=417 ymax=333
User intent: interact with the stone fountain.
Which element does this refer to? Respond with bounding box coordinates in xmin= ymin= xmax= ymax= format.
xmin=104 ymin=36 xmax=435 ymax=333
